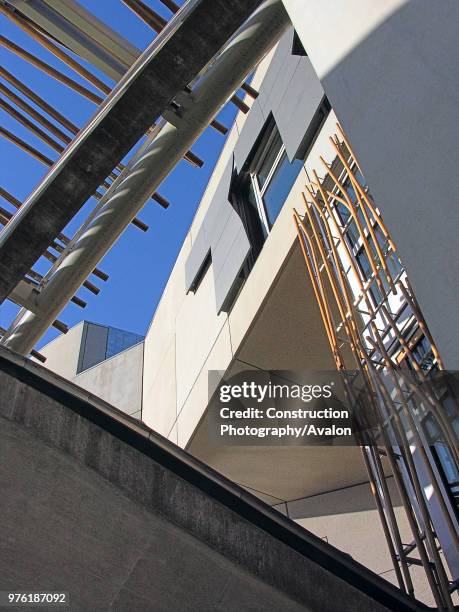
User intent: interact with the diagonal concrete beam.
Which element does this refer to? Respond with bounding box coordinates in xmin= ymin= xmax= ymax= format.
xmin=0 ymin=0 xmax=262 ymax=305
xmin=1 ymin=0 xmax=289 ymax=355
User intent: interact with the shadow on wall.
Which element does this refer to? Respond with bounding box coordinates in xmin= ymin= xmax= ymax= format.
xmin=305 ymin=0 xmax=459 ymax=367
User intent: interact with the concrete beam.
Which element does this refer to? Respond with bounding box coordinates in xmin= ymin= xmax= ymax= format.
xmin=0 ymin=0 xmax=262 ymax=305
xmin=2 ymin=0 xmax=288 ymax=355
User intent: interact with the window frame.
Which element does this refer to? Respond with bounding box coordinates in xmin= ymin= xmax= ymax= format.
xmin=249 ymin=126 xmax=300 ymax=234
xmin=251 ymin=126 xmax=284 ymax=233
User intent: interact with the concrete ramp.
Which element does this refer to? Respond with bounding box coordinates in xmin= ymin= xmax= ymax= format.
xmin=0 ymin=348 xmax=425 ymax=611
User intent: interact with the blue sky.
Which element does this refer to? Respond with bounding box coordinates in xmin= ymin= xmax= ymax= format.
xmin=0 ymin=0 xmax=239 ymax=349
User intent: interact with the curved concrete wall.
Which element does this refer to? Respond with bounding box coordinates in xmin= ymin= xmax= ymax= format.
xmin=0 ymin=348 xmax=423 ymax=611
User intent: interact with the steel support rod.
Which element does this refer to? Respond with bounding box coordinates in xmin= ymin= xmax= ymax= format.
xmin=1 ymin=0 xmax=290 ymax=354
xmin=0 ymin=65 xmax=79 ymax=134
xmin=0 ymin=4 xmax=112 ymax=94
xmin=0 ymin=125 xmax=53 ymax=166
xmin=0 ymin=82 xmax=71 ymax=144
xmin=121 ymin=0 xmax=167 ymax=33
xmin=0 ymin=34 xmax=104 ymax=104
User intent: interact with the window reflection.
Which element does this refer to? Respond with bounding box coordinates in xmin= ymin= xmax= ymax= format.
xmin=263 ymin=151 xmax=303 ymax=226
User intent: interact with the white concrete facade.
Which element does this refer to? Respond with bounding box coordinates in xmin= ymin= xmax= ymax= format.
xmin=137 ymin=27 xmax=458 ymax=602
xmin=283 ymin=0 xmax=459 ymax=368
xmin=142 ymin=49 xmax=339 ymax=444
xmin=38 ymin=322 xmax=144 ymax=418
xmin=32 ymin=10 xmax=458 ymax=605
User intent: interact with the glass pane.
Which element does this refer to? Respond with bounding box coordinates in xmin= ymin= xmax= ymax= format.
xmin=354 ymin=169 xmax=365 ymax=187
xmin=387 ymin=251 xmax=403 ymax=279
xmin=263 ymin=151 xmax=303 ymax=226
xmin=412 ymin=336 xmax=434 ymax=370
xmin=245 ymin=177 xmax=259 ymax=212
xmin=374 ymin=226 xmax=387 ymax=251
xmin=243 ymin=177 xmax=268 ymax=241
xmin=335 ymin=202 xmax=350 ymax=225
xmin=343 ymin=178 xmax=357 ymax=204
xmin=106 ymin=327 xmax=144 ymax=359
xmin=357 ymin=249 xmax=371 ymax=280
xmin=369 ymin=279 xmax=384 ymax=306
xmin=346 ymin=219 xmax=360 ymax=247
xmin=335 ymin=202 xmax=360 ymax=247
xmin=257 ymin=130 xmax=283 ymax=189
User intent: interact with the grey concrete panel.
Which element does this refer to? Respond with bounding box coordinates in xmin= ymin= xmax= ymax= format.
xmin=185 ymin=224 xmax=211 ymax=292
xmin=0 ymin=0 xmax=265 ymax=305
xmin=257 ymin=29 xmax=301 ymax=117
xmin=75 ymin=342 xmax=144 ymax=416
xmin=185 ymin=157 xmax=234 ymax=292
xmin=214 ymin=226 xmax=251 ymax=313
xmin=233 ymin=99 xmax=266 ymax=171
xmin=186 ymin=156 xmax=250 ymax=310
xmin=274 ymin=57 xmax=325 ymax=161
xmin=256 ymin=29 xmax=295 ymax=108
xmin=212 ymin=208 xmax=250 ymax=277
xmin=248 ymin=28 xmax=324 ymax=161
xmin=202 ymin=158 xmax=235 ymax=245
xmin=0 ymin=348 xmax=423 ymax=611
xmin=187 ymin=26 xmax=326 ymax=314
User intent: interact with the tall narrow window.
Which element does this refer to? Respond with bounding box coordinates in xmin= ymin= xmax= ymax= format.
xmin=249 ymin=120 xmax=303 ymax=231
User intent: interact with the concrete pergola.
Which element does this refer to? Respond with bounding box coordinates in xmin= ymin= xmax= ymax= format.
xmin=0 ymin=0 xmax=262 ymax=305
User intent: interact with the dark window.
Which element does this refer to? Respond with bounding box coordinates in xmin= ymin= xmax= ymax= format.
xmin=370 ymin=226 xmax=403 ymax=281
xmin=263 ymin=151 xmax=303 ymax=226
xmin=423 ymin=413 xmax=459 ymax=518
xmin=231 ymin=107 xmax=330 ymax=289
xmin=233 ymin=175 xmax=266 ymax=270
xmin=256 ymin=129 xmax=283 ymax=189
xmin=292 ymin=31 xmax=307 ymax=56
xmin=336 ymin=202 xmax=359 ymax=247
xmin=356 ymin=248 xmax=384 ymax=305
xmin=249 ymin=119 xmax=303 ymax=231
xmin=411 ymin=335 xmax=435 ymax=371
xmin=188 ymin=250 xmax=212 ymax=292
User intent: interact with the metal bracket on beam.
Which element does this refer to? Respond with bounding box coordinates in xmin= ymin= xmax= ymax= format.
xmin=8 ymin=279 xmax=41 ymax=314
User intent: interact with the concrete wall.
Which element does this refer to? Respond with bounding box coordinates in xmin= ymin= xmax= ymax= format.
xmin=140 ymin=70 xmax=388 ymax=587
xmin=139 ymin=30 xmax=449 ymax=603
xmin=275 ymin=480 xmax=437 ymax=607
xmin=75 ymin=342 xmax=144 ymax=419
xmin=283 ymin=0 xmax=459 ymax=367
xmin=38 ymin=322 xmax=144 ymax=417
xmin=142 ymin=38 xmax=339 ymax=447
xmin=0 ymin=348 xmax=419 ymax=612
xmin=139 ymin=43 xmax=378 ymax=536
xmin=37 ymin=321 xmax=85 ymax=381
